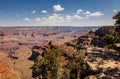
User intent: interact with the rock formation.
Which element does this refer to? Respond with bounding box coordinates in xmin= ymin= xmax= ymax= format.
xmin=0 ymin=26 xmax=120 ymax=79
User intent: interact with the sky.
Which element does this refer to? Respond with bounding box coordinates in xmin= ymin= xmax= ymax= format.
xmin=0 ymin=0 xmax=120 ymax=26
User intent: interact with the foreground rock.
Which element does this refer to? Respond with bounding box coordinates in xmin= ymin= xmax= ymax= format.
xmin=61 ymin=31 xmax=120 ymax=79
xmin=84 ymin=47 xmax=120 ymax=79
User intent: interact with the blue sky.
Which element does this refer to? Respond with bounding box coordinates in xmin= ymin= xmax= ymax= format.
xmin=0 ymin=0 xmax=120 ymax=26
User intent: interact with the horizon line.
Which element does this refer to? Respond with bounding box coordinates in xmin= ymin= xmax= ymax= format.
xmin=0 ymin=25 xmax=114 ymax=28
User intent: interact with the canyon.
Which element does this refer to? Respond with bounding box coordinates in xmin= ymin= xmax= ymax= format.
xmin=0 ymin=26 xmax=119 ymax=79
xmin=0 ymin=27 xmax=97 ymax=79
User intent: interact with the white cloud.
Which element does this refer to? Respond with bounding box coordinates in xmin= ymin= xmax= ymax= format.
xmin=65 ymin=15 xmax=72 ymax=22
xmin=73 ymin=15 xmax=83 ymax=20
xmin=85 ymin=11 xmax=104 ymax=17
xmin=65 ymin=15 xmax=83 ymax=22
xmin=53 ymin=4 xmax=64 ymax=12
xmin=41 ymin=10 xmax=47 ymax=14
xmin=91 ymin=11 xmax=104 ymax=17
xmin=24 ymin=17 xmax=30 ymax=21
xmin=41 ymin=13 xmax=65 ymax=24
xmin=31 ymin=10 xmax=36 ymax=14
xmin=113 ymin=9 xmax=117 ymax=12
xmin=35 ymin=18 xmax=41 ymax=21
xmin=40 ymin=14 xmax=83 ymax=25
xmin=85 ymin=11 xmax=91 ymax=15
xmin=21 ymin=9 xmax=104 ymax=26
xmin=77 ymin=9 xmax=83 ymax=14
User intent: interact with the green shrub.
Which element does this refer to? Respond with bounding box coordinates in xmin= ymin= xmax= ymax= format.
xmin=32 ymin=48 xmax=87 ymax=79
xmin=103 ymin=29 xmax=119 ymax=44
xmin=103 ymin=12 xmax=120 ymax=49
xmin=32 ymin=48 xmax=63 ymax=79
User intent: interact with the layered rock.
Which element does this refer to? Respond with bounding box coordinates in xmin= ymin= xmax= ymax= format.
xmin=0 ymin=26 xmax=120 ymax=79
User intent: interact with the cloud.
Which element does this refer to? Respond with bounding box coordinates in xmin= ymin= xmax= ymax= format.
xmin=24 ymin=17 xmax=30 ymax=21
xmin=113 ymin=9 xmax=117 ymax=12
xmin=41 ymin=13 xmax=65 ymax=24
xmin=85 ymin=11 xmax=91 ymax=15
xmin=76 ymin=9 xmax=104 ymax=19
xmin=31 ymin=10 xmax=36 ymax=14
xmin=41 ymin=10 xmax=47 ymax=14
xmin=42 ymin=14 xmax=83 ymax=24
xmin=22 ymin=9 xmax=104 ymax=26
xmin=35 ymin=18 xmax=41 ymax=21
xmin=73 ymin=15 xmax=83 ymax=20
xmin=77 ymin=9 xmax=83 ymax=14
xmin=65 ymin=14 xmax=83 ymax=22
xmin=85 ymin=11 xmax=104 ymax=17
xmin=53 ymin=4 xmax=64 ymax=12
xmin=39 ymin=13 xmax=83 ymax=25
xmin=65 ymin=15 xmax=72 ymax=22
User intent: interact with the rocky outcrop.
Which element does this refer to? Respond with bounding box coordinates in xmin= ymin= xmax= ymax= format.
xmin=95 ymin=26 xmax=115 ymax=37
xmin=29 ymin=41 xmax=60 ymax=60
xmin=62 ymin=30 xmax=120 ymax=79
xmin=12 ymin=46 xmax=32 ymax=59
xmin=10 ymin=46 xmax=34 ymax=79
xmin=64 ymin=36 xmax=92 ymax=50
xmin=84 ymin=47 xmax=120 ymax=79
xmin=91 ymin=36 xmax=105 ymax=47
xmin=29 ymin=45 xmax=44 ymax=60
